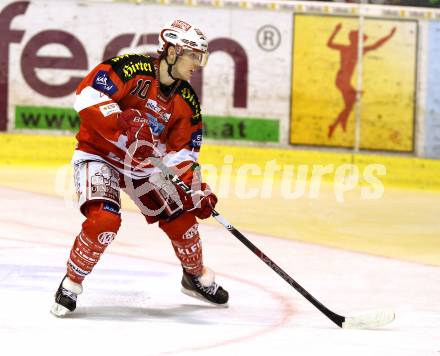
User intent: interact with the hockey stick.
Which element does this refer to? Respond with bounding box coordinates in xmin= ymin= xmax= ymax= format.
xmin=149 ymin=157 xmax=395 ymax=329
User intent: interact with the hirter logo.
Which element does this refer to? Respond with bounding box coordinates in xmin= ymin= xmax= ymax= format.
xmin=171 ymin=20 xmax=191 ymax=31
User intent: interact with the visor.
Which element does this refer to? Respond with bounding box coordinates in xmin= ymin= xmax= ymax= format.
xmin=183 ymin=49 xmax=209 ymax=67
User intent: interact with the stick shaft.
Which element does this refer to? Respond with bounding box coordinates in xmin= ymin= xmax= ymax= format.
xmin=211 ymin=210 xmax=344 ymax=327
xmin=149 ymin=157 xmax=345 ymax=327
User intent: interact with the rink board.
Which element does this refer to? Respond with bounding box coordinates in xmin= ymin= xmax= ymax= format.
xmin=1 ymin=134 xmax=439 ymax=190
xmin=0 ymin=133 xmax=439 ymax=266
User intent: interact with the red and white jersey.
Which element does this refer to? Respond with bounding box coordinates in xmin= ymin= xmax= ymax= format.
xmin=72 ymin=54 xmax=203 ymax=179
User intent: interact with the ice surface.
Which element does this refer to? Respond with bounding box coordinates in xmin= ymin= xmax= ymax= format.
xmin=0 ymin=187 xmax=439 ymax=356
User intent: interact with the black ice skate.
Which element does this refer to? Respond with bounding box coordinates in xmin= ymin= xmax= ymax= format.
xmin=50 ymin=275 xmax=83 ymax=317
xmin=181 ymin=267 xmax=229 ymax=306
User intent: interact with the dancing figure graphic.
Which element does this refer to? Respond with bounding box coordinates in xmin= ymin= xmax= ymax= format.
xmin=326 ymin=23 xmax=396 ymax=139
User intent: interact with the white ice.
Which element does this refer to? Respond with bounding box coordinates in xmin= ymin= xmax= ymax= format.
xmin=0 ymin=187 xmax=439 ymax=356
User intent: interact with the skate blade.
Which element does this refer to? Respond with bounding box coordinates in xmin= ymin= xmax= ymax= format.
xmin=181 ymin=287 xmax=229 ymax=308
xmin=50 ymin=303 xmax=72 ymax=317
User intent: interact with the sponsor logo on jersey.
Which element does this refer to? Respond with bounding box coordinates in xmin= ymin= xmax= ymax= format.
xmin=146 ymin=99 xmax=171 ymax=123
xmin=146 ymin=113 xmax=165 ymax=135
xmin=99 ymin=103 xmax=121 ymax=117
xmin=97 ymin=232 xmax=116 ymax=245
xmin=92 ymin=70 xmax=117 ymax=96
xmin=110 ymin=54 xmax=133 ymax=63
xmin=123 ymin=61 xmax=153 ymax=79
xmin=171 ymin=20 xmax=191 ymax=31
xmin=105 ymin=55 xmax=155 ymax=83
xmin=190 ymin=129 xmax=203 ymax=148
xmin=180 ymin=86 xmax=201 ymax=125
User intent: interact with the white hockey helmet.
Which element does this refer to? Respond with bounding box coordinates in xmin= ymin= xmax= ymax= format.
xmin=158 ymin=19 xmax=209 ymax=67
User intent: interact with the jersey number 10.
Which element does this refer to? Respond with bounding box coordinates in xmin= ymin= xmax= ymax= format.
xmin=130 ymin=79 xmax=151 ymax=100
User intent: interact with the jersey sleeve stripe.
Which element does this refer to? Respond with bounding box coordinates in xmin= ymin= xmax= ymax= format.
xmin=74 ymin=86 xmax=117 ymax=112
xmin=163 ymin=149 xmax=199 ymax=167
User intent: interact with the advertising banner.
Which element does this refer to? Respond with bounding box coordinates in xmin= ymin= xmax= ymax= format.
xmin=1 ymin=0 xmax=290 ymax=142
xmin=290 ymin=15 xmax=417 ymax=152
xmin=2 ymin=0 xmax=439 ymax=155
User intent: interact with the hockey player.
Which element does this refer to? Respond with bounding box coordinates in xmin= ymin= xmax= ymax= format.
xmin=51 ymin=19 xmax=229 ymax=317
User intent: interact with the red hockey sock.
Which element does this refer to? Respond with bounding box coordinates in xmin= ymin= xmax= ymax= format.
xmin=159 ymin=212 xmax=203 ymax=276
xmin=67 ymin=203 xmax=121 ymax=283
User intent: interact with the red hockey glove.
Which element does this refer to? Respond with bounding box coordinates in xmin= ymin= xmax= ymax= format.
xmin=178 ymin=182 xmax=218 ymax=220
xmin=117 ymin=109 xmax=154 ymax=163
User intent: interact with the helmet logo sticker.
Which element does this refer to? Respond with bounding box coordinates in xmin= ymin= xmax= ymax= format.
xmin=171 ymin=20 xmax=191 ymax=32
xmin=194 ymin=28 xmax=206 ymax=40
xmin=165 ymin=32 xmax=177 ymax=39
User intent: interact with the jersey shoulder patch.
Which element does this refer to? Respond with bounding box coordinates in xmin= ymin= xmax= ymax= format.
xmin=178 ymin=81 xmax=202 ymax=125
xmin=103 ymin=54 xmax=156 ymax=83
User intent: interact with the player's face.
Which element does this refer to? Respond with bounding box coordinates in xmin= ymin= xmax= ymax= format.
xmin=174 ymin=50 xmax=206 ymax=81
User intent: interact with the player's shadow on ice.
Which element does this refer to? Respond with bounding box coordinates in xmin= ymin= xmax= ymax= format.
xmin=68 ymin=304 xmax=225 ymax=323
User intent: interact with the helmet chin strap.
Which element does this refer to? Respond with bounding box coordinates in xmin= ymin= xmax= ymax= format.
xmin=165 ymin=56 xmax=178 ymax=82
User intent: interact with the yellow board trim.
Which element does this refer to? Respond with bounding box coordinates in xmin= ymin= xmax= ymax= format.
xmin=1 ymin=133 xmax=439 ymax=266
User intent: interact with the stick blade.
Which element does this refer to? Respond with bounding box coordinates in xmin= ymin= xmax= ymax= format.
xmin=342 ymin=309 xmax=395 ymax=329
